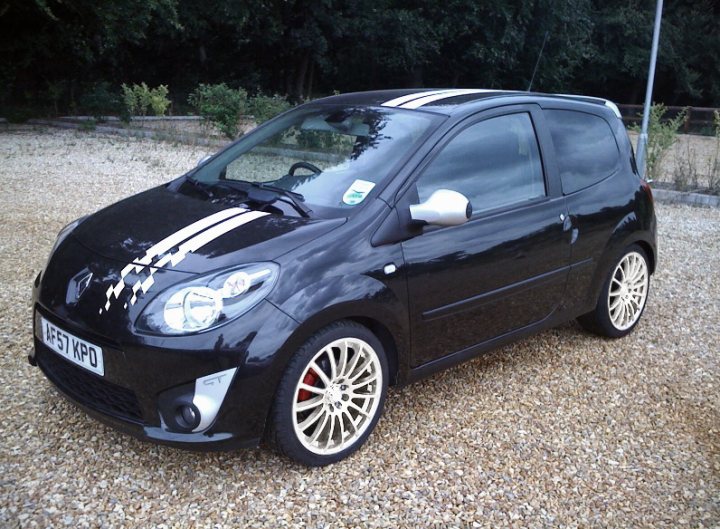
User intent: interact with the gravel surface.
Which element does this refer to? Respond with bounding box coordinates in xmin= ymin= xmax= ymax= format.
xmin=1 ymin=126 xmax=718 ymax=528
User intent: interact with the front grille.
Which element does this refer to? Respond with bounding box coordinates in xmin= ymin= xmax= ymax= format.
xmin=37 ymin=345 xmax=144 ymax=423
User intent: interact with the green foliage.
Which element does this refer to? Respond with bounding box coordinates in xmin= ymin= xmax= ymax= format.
xmin=708 ymin=111 xmax=720 ymax=194
xmin=632 ymin=104 xmax=687 ymax=183
xmin=46 ymin=80 xmax=67 ymax=116
xmin=5 ymin=107 xmax=36 ymax=123
xmin=2 ymin=0 xmax=720 ymax=113
xmin=296 ymin=130 xmax=338 ymax=150
xmin=121 ymin=83 xmax=171 ymax=119
xmin=148 ymin=85 xmax=171 ymax=116
xmin=121 ymin=83 xmax=142 ymax=117
xmin=80 ymin=82 xmax=120 ymax=120
xmin=188 ymin=84 xmax=248 ymax=139
xmin=248 ymin=94 xmax=291 ymax=124
xmin=673 ymin=137 xmax=699 ymax=192
xmin=293 ymin=128 xmax=353 ymax=153
xmin=78 ymin=118 xmax=97 ymax=131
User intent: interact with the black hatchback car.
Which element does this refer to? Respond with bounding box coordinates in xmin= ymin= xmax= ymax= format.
xmin=32 ymin=88 xmax=656 ymax=466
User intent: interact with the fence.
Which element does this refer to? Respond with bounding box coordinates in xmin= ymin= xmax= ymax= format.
xmin=617 ymin=104 xmax=718 ymax=135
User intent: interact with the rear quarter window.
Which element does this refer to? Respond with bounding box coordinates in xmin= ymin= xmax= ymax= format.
xmin=545 ymin=109 xmax=620 ymax=194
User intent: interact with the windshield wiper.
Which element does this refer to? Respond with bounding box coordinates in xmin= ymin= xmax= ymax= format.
xmin=251 ymin=182 xmax=313 ymax=218
xmin=185 ymin=175 xmax=214 ymax=199
xmin=207 ymin=179 xmax=312 ymax=218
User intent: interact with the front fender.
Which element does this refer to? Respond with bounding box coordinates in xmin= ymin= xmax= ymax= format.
xmin=274 ymin=273 xmax=410 ymax=377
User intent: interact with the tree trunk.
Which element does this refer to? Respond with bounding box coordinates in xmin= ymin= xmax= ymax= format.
xmin=628 ymin=81 xmax=643 ymax=105
xmin=306 ymin=60 xmax=315 ymax=100
xmin=293 ymin=51 xmax=311 ymax=102
xmin=408 ymin=66 xmax=424 ymax=88
xmin=451 ymin=71 xmax=460 ymax=88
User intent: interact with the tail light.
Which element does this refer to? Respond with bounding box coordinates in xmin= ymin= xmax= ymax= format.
xmin=641 ymin=180 xmax=654 ymax=205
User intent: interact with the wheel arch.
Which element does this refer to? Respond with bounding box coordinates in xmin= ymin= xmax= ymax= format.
xmin=586 ymin=214 xmax=656 ymax=309
xmin=345 ymin=316 xmax=400 ymax=386
xmin=633 ymin=239 xmax=656 ymax=275
xmin=272 ymin=273 xmax=409 ymax=383
xmin=260 ymin=303 xmax=407 ymax=445
xmin=278 ymin=304 xmax=407 ymax=387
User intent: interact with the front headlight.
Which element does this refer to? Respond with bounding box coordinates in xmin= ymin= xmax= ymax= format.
xmin=50 ymin=216 xmax=88 ymax=256
xmin=136 ymin=262 xmax=279 ymax=335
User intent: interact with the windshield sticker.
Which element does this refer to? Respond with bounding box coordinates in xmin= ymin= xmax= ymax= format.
xmin=342 ymin=179 xmax=376 ymax=206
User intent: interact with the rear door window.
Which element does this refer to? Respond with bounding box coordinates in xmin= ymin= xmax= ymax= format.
xmin=545 ymin=109 xmax=620 ymax=194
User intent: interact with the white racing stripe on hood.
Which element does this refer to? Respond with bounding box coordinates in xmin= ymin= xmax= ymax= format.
xmin=138 ymin=207 xmax=247 ymax=266
xmin=167 ymin=210 xmax=270 ymax=268
xmin=102 ymin=208 xmax=269 ymax=312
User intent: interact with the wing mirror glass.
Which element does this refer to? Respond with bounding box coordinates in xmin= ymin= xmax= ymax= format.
xmin=409 ymin=189 xmax=472 ymax=227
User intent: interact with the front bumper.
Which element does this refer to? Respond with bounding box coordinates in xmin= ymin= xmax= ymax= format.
xmin=32 ymin=300 xmax=299 ymax=450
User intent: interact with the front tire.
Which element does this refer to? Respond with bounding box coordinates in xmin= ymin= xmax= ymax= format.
xmin=578 ymin=244 xmax=650 ymax=338
xmin=269 ymin=321 xmax=388 ymax=466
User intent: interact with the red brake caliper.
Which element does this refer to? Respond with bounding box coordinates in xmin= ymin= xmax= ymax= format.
xmin=297 ymin=368 xmax=319 ymax=402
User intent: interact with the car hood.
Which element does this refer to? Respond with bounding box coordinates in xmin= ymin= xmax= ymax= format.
xmin=72 ymin=185 xmax=346 ymax=274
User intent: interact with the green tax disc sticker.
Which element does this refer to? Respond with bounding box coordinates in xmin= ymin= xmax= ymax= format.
xmin=342 ymin=179 xmax=376 ymax=206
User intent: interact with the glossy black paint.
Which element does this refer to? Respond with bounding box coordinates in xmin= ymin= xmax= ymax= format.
xmin=32 ymin=90 xmax=656 ymax=450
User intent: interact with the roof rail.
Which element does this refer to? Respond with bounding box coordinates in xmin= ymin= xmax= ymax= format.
xmin=552 ymin=93 xmax=622 ymax=119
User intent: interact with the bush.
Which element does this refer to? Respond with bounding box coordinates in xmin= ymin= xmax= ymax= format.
xmin=46 ymin=80 xmax=67 ymax=116
xmin=121 ymin=83 xmax=171 ymax=120
xmin=188 ymin=83 xmax=248 ymax=139
xmin=80 ymin=82 xmax=120 ymax=121
xmin=122 ymin=83 xmax=145 ymax=118
xmin=148 ymin=84 xmax=171 ymax=116
xmin=673 ymin=137 xmax=700 ymax=192
xmin=707 ymin=111 xmax=720 ymax=194
xmin=78 ymin=118 xmax=97 ymax=131
xmin=632 ymin=103 xmax=686 ymax=182
xmin=5 ymin=106 xmax=36 ymax=123
xmin=248 ymin=93 xmax=291 ymax=124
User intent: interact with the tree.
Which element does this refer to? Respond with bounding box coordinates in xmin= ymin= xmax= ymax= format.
xmin=0 ymin=0 xmax=178 ymax=110
xmin=1 ymin=0 xmax=718 ymax=113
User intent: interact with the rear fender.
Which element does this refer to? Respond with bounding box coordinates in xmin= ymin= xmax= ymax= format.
xmin=585 ymin=211 xmax=656 ymax=308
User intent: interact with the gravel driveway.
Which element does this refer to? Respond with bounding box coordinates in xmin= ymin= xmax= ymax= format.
xmin=1 ymin=126 xmax=718 ymax=528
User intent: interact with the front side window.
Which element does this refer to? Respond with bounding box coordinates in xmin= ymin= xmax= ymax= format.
xmin=190 ymin=105 xmax=437 ymax=217
xmin=545 ymin=109 xmax=620 ymax=194
xmin=416 ymin=112 xmax=545 ymax=214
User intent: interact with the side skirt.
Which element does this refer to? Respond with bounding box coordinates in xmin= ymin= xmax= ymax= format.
xmin=399 ymin=309 xmax=575 ymax=386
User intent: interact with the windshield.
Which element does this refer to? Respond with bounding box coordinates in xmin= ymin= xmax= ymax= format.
xmin=189 ymin=105 xmax=438 ymax=217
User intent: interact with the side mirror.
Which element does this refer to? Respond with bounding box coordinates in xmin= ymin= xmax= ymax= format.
xmin=197 ymin=154 xmax=212 ymax=167
xmin=409 ymin=189 xmax=472 ymax=227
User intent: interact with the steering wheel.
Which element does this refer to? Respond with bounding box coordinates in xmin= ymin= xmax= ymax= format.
xmin=289 ymin=161 xmax=322 ymax=176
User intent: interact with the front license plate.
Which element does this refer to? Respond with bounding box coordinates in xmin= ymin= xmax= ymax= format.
xmin=40 ymin=317 xmax=105 ymax=376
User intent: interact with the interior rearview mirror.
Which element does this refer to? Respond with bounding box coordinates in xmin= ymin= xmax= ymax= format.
xmin=409 ymin=189 xmax=471 ymax=227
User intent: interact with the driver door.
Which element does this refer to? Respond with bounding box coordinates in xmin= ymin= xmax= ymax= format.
xmin=400 ymin=106 xmax=570 ymax=367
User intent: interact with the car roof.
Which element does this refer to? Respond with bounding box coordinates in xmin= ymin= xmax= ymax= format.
xmin=312 ymin=89 xmax=622 ymax=119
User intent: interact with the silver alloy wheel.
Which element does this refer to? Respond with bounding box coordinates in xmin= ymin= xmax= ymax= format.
xmin=292 ymin=337 xmax=383 ymax=455
xmin=607 ymin=251 xmax=649 ymax=331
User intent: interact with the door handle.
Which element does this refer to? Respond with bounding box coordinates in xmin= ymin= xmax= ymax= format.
xmin=561 ymin=213 xmax=573 ymax=232
xmin=561 ymin=213 xmax=578 ymax=244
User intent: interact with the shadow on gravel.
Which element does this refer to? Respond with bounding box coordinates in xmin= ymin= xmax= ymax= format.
xmin=34 ymin=320 xmax=609 ymax=473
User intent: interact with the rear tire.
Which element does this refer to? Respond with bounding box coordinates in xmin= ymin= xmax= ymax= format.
xmin=269 ymin=321 xmax=388 ymax=466
xmin=578 ymin=244 xmax=650 ymax=338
